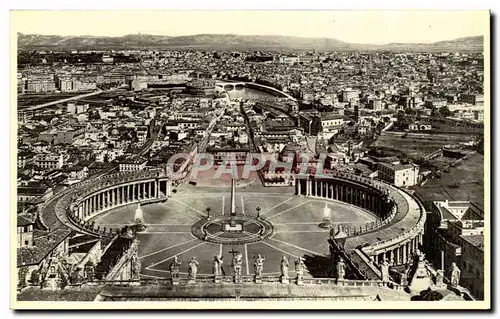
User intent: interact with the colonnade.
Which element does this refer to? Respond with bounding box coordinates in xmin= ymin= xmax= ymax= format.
xmin=295 ymin=178 xmax=391 ymax=218
xmin=74 ymin=179 xmax=172 ymax=221
xmin=372 ymin=232 xmax=424 ymax=266
xmin=296 ymin=176 xmax=425 ymax=267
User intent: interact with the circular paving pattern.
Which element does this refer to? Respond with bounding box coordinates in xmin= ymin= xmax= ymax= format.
xmin=89 ymin=190 xmax=378 ymax=279
xmin=191 ymin=215 xmax=274 ymax=244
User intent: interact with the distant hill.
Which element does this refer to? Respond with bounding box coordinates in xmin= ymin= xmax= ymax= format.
xmin=17 ymin=33 xmax=484 ymax=52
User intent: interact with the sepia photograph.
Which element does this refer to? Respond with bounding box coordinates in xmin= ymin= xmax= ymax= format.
xmin=10 ymin=9 xmax=491 ymax=310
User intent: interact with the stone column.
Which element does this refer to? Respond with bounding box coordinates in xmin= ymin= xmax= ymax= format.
xmin=148 ymin=182 xmax=152 ymax=199
xmin=133 ymin=184 xmax=136 ymax=201
xmin=395 ymin=247 xmax=399 ymax=265
xmin=402 ymin=243 xmax=407 ymax=264
xmin=155 ymin=181 xmax=159 ymax=198
xmin=143 ymin=183 xmax=146 ymax=199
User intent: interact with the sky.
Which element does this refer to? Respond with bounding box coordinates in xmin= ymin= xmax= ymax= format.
xmin=11 ymin=10 xmax=488 ymax=45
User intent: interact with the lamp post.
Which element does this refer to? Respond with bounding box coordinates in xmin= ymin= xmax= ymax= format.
xmin=206 ymin=207 xmax=211 ymax=220
xmin=256 ymin=206 xmax=261 ymax=219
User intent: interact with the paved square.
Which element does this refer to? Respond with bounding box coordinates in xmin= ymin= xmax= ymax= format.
xmin=92 ymin=186 xmax=377 ymax=280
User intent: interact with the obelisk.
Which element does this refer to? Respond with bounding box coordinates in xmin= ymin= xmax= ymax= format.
xmin=230 ymin=178 xmax=236 ymax=216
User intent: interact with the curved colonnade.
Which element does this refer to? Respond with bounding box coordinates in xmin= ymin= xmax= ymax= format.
xmin=39 ymin=168 xmax=425 ymax=268
xmin=40 ymin=169 xmax=174 ymax=238
xmin=295 ymin=172 xmax=426 ymax=266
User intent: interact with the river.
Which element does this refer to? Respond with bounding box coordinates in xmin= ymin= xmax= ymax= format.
xmin=225 ymin=87 xmax=274 ymax=100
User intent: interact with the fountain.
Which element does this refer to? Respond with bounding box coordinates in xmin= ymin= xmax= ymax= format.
xmin=318 ymin=202 xmax=332 ymax=229
xmin=132 ymin=203 xmax=146 ymax=232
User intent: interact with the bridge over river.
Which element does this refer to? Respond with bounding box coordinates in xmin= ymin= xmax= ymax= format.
xmin=215 ymin=80 xmax=297 ymax=101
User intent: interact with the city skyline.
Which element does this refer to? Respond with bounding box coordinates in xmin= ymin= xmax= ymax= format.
xmin=12 ymin=10 xmax=487 ymax=45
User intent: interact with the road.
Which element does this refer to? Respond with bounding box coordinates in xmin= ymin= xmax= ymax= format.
xmin=137 ymin=118 xmax=163 ymax=157
xmin=197 ymin=96 xmax=228 ymax=152
xmin=21 ymin=89 xmax=104 ymax=112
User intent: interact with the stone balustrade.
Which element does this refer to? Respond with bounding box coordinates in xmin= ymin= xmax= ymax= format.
xmin=76 ymin=276 xmax=395 ymax=289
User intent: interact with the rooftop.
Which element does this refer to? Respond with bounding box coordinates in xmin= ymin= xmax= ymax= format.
xmin=17 ymin=229 xmax=72 ymax=266
xmin=460 ymin=234 xmax=484 ymax=251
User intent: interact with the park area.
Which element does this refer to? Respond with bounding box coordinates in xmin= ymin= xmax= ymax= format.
xmin=90 ymin=185 xmax=378 ymax=280
xmin=414 ymin=153 xmax=485 ymax=210
xmin=373 ymin=132 xmax=478 ymax=159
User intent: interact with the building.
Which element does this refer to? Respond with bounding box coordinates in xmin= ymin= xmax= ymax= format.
xmin=17 ymin=215 xmax=34 ymax=248
xmin=67 ymin=103 xmax=89 ymax=115
xmin=25 ymin=75 xmax=56 ymax=93
xmin=409 ymin=123 xmax=432 ymax=131
xmin=460 ymin=234 xmax=484 ymax=299
xmin=17 ymin=184 xmax=53 ymax=203
xmin=425 ymin=99 xmax=448 ymax=109
xmin=130 ymin=78 xmax=148 ymax=91
xmin=369 ymin=98 xmax=383 ymax=111
xmin=34 ymin=153 xmax=65 ymax=170
xmin=102 ymin=55 xmax=114 ymax=63
xmin=460 ymin=94 xmax=484 ymax=106
xmin=207 ymin=148 xmax=250 ymax=165
xmin=119 ymin=156 xmax=148 ymax=172
xmin=319 ymin=114 xmax=347 ymax=137
xmin=18 ymin=151 xmax=33 ymax=168
xmin=474 ymin=110 xmax=484 ymax=122
xmin=136 ymin=126 xmax=149 ymax=143
xmin=58 ymin=78 xmax=97 ymax=92
xmin=425 ymin=200 xmax=484 ymax=300
xmin=377 ymin=161 xmax=419 ymax=187
xmin=279 ymin=56 xmax=300 ymax=64
xmin=341 ymin=89 xmax=360 ymax=103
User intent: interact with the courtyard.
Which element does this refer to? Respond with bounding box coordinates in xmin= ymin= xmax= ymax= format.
xmin=91 ymin=185 xmax=378 ymax=280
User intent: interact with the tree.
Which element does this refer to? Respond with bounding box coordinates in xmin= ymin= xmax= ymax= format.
xmin=439 ymin=106 xmax=452 ymax=118
xmin=430 ymin=106 xmax=438 ymax=117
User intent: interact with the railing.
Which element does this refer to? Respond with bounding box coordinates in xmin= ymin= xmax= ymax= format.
xmin=73 ymin=276 xmax=393 ymax=288
xmin=361 ymin=185 xmax=426 ymax=254
xmin=353 ymin=248 xmax=382 ymax=279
